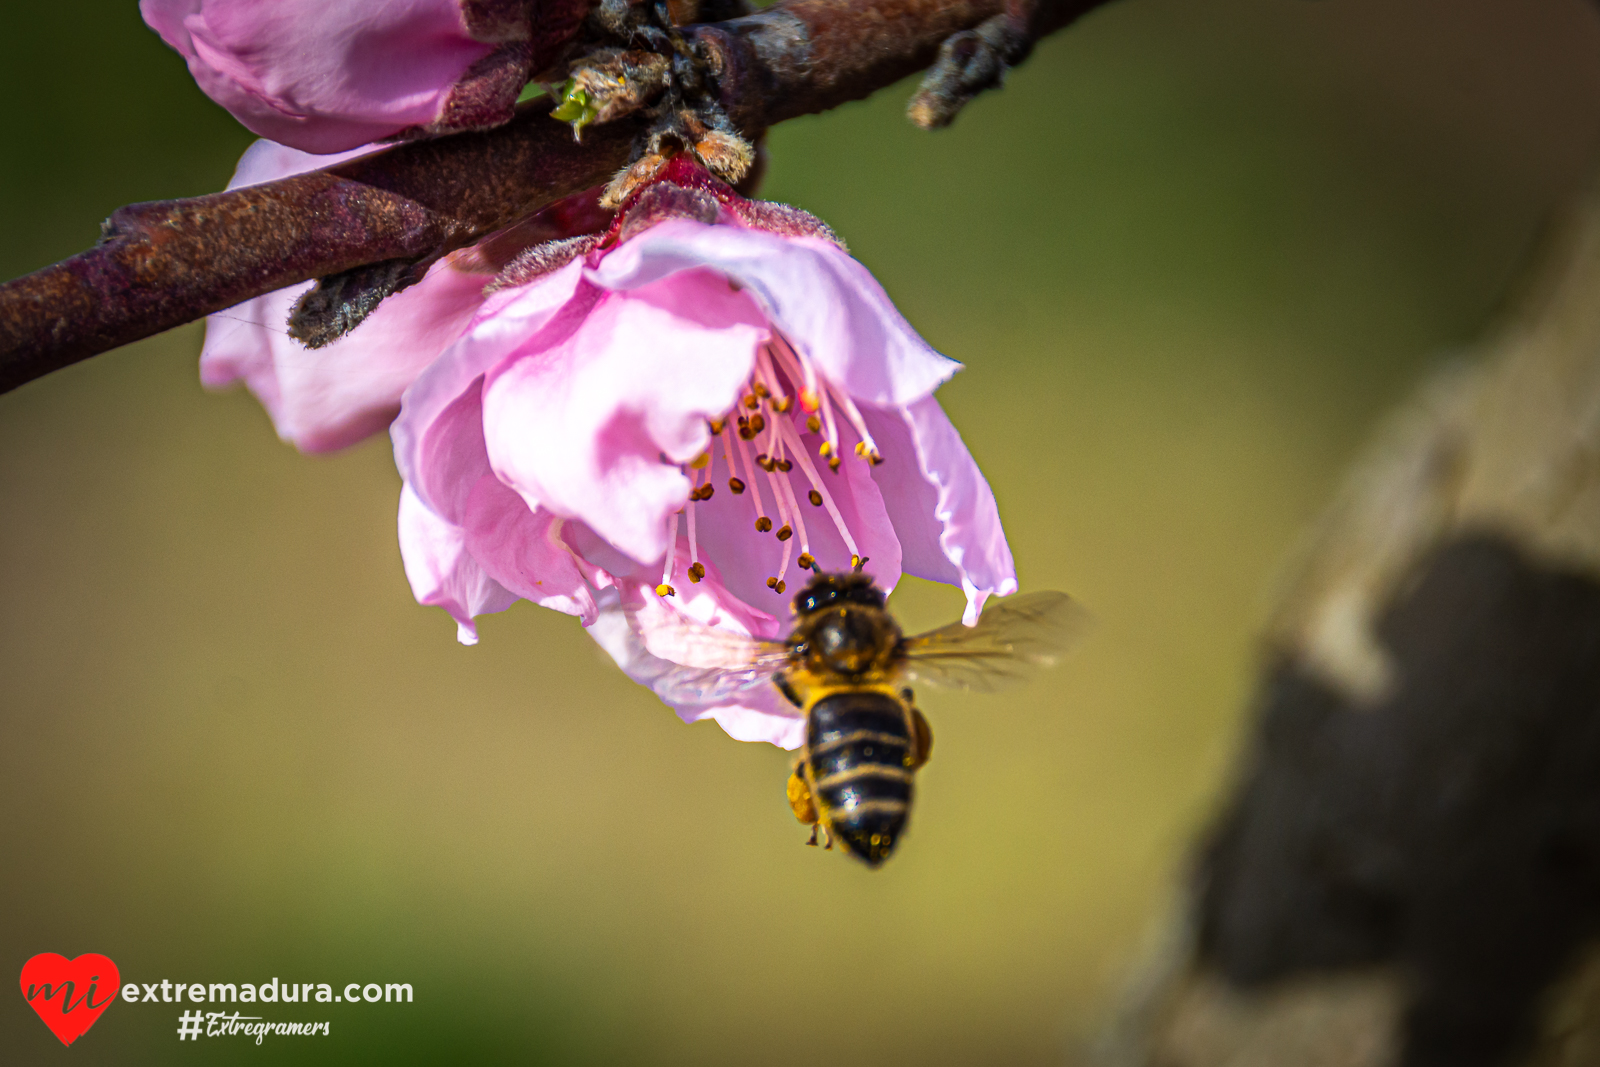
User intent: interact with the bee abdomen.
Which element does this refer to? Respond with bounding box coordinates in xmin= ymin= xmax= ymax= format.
xmin=806 ymin=692 xmax=914 ymax=866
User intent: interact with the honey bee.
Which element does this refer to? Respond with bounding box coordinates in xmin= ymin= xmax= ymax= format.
xmin=642 ymin=570 xmax=1084 ymax=867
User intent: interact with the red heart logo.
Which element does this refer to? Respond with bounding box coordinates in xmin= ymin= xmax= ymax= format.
xmin=20 ymin=953 xmax=120 ymax=1046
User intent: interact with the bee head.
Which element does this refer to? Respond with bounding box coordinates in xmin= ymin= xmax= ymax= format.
xmin=793 ymin=572 xmax=885 ymax=617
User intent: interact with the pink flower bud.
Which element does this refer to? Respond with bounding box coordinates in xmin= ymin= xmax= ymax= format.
xmin=141 ymin=0 xmax=588 ymax=153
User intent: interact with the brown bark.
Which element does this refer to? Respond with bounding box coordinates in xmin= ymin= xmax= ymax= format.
xmin=0 ymin=0 xmax=1117 ymax=395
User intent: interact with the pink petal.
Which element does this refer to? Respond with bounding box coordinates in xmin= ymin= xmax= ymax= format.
xmin=863 ymin=397 xmax=1018 ymax=624
xmin=481 ymin=269 xmax=768 ymax=564
xmin=398 ymin=483 xmax=516 ymax=645
xmin=461 ymin=476 xmax=597 ymax=624
xmin=589 ymin=219 xmax=960 ymax=406
xmin=142 ymin=0 xmax=498 ymax=153
xmin=702 ymin=698 xmax=807 ymax=749
xmin=223 ymin=137 xmax=379 ymax=189
xmin=397 ymin=384 xmax=599 ymax=629
xmin=392 ymin=258 xmax=587 ymax=498
xmin=203 ymin=139 xmax=491 ymax=452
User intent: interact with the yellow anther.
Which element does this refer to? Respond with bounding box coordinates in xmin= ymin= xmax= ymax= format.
xmin=755 ymin=454 xmax=775 ymax=472
xmin=688 ymin=562 xmax=706 ymax=583
xmin=766 ymin=577 xmax=778 ymax=589
xmin=775 ymin=458 xmax=792 ymax=472
xmin=753 ymin=381 xmax=770 ymax=398
xmin=818 ymin=441 xmax=833 ymax=457
xmin=708 ymin=418 xmax=726 ymax=435
xmin=756 ymin=516 xmax=773 ymax=533
xmin=775 ymin=580 xmax=786 ymax=593
xmin=828 ymin=456 xmax=841 ymax=473
xmin=776 ymin=525 xmax=793 ymax=542
xmin=800 ymin=388 xmax=820 ymax=412
xmin=850 ymin=555 xmax=862 ymax=569
xmin=656 ymin=583 xmax=676 ymax=597
xmin=743 ymin=394 xmax=759 ymax=410
xmin=750 ymin=413 xmax=766 ymax=433
xmin=855 ymin=441 xmax=867 ymax=456
xmin=798 ymin=552 xmax=815 ymax=570
xmin=728 ymin=477 xmax=746 ymax=494
xmin=807 ymin=414 xmax=821 ymax=433
xmin=808 ymin=490 xmax=823 ymax=507
xmin=773 ymin=396 xmax=793 ymax=413
xmin=690 ymin=451 xmax=710 ymax=469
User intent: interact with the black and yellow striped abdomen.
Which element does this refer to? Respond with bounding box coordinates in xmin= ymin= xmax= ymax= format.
xmin=805 ymin=690 xmax=915 ymax=866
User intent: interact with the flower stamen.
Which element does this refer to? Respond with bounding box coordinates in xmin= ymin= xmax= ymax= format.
xmin=775 ymin=412 xmax=861 ymax=561
xmin=733 ymin=429 xmax=772 ymax=532
xmin=773 ymin=458 xmax=811 ymax=562
xmin=825 ymin=382 xmax=881 ymax=464
xmin=658 ymin=510 xmax=679 ymax=597
xmin=686 ymin=468 xmax=704 ymax=583
xmin=755 ymin=344 xmax=791 ymax=414
xmin=669 ymin=328 xmax=880 ymax=599
xmin=770 ymin=334 xmax=818 ymax=413
xmin=716 ymin=422 xmax=745 ymax=495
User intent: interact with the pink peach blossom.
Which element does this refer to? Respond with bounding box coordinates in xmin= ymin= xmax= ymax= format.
xmin=393 ymin=164 xmax=1017 ymax=748
xmin=141 ymin=0 xmax=587 ymax=153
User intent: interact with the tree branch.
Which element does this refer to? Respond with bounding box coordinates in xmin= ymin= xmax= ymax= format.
xmin=0 ymin=0 xmax=1114 ymax=395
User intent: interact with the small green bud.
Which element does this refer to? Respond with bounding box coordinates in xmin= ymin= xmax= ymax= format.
xmin=550 ymin=80 xmax=599 ymax=139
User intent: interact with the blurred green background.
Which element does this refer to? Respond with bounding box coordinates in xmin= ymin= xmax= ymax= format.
xmin=4 ymin=0 xmax=1600 ymax=1062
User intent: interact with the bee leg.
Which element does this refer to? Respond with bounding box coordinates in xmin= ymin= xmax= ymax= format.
xmin=787 ymin=761 xmax=819 ymax=836
xmin=822 ymin=824 xmax=834 ymax=850
xmin=775 ymin=674 xmax=803 ymax=709
xmin=806 ymin=824 xmax=820 ymax=847
xmin=910 ymin=706 xmax=934 ymax=770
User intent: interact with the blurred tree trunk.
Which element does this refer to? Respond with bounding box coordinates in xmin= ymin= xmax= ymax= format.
xmin=1090 ymin=158 xmax=1600 ymax=1067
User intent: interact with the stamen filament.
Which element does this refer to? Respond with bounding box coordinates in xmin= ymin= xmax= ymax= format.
xmin=755 ymin=344 xmax=791 ymax=411
xmin=770 ymin=469 xmax=797 ymax=588
xmin=773 ymin=459 xmax=812 ymax=562
xmin=825 ymin=380 xmax=880 ymax=462
xmin=657 ymin=511 xmax=679 ymax=597
xmin=768 ymin=457 xmax=794 ymax=542
xmin=770 ymin=333 xmax=817 ymax=409
xmin=718 ymin=422 xmax=742 ymax=493
xmin=733 ymin=429 xmax=772 ymax=531
xmin=686 ymin=468 xmax=702 ymax=581
xmin=817 ymin=384 xmax=842 ymax=464
xmin=777 ymin=413 xmax=860 ymax=559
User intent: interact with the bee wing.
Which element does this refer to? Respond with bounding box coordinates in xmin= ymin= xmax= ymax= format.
xmin=624 ymin=601 xmax=793 ymax=705
xmin=650 ymin=658 xmax=792 ymax=706
xmin=899 ymin=590 xmax=1089 ymax=693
